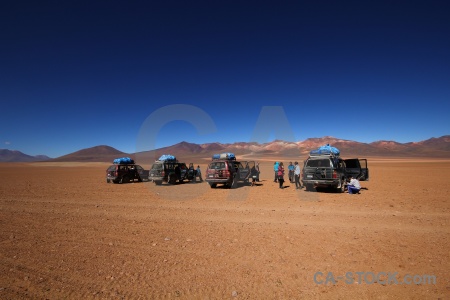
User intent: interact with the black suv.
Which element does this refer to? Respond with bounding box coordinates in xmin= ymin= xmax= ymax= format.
xmin=106 ymin=164 xmax=149 ymax=184
xmin=205 ymin=158 xmax=254 ymax=188
xmin=302 ymin=155 xmax=369 ymax=192
xmin=148 ymin=161 xmax=195 ymax=185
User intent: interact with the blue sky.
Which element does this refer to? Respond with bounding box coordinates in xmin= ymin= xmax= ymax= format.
xmin=1 ymin=1 xmax=449 ymax=157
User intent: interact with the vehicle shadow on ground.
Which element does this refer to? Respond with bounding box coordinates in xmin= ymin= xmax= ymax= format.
xmin=211 ymin=184 xmax=253 ymax=190
xmin=311 ymin=187 xmax=343 ymax=193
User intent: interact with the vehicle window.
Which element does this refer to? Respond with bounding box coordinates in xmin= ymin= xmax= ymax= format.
xmin=336 ymin=159 xmax=345 ymax=169
xmin=246 ymin=161 xmax=255 ymax=169
xmin=305 ymin=159 xmax=330 ymax=168
xmin=136 ymin=165 xmax=143 ymax=171
xmin=359 ymin=159 xmax=367 ymax=168
xmin=151 ymin=164 xmax=163 ymax=170
xmin=119 ymin=165 xmax=128 ymax=171
xmin=180 ymin=164 xmax=187 ymax=170
xmin=345 ymin=159 xmax=359 ymax=168
xmin=107 ymin=165 xmax=116 ymax=171
xmin=209 ymin=162 xmax=226 ymax=169
xmin=234 ymin=162 xmax=243 ymax=169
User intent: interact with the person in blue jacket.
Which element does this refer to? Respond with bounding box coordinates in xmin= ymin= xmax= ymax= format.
xmin=273 ymin=162 xmax=279 ymax=183
xmin=288 ymin=162 xmax=295 ymax=183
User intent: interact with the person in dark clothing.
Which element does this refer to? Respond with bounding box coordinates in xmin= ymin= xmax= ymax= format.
xmin=277 ymin=162 xmax=285 ymax=189
xmin=174 ymin=165 xmax=181 ymax=182
xmin=250 ymin=165 xmax=258 ymax=186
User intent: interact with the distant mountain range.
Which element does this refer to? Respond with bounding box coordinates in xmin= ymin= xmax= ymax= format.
xmin=0 ymin=149 xmax=51 ymax=162
xmin=1 ymin=135 xmax=449 ymax=162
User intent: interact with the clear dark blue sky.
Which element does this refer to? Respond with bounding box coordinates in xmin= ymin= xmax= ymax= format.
xmin=1 ymin=0 xmax=449 ymax=157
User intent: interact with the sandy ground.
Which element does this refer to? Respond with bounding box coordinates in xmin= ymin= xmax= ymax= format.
xmin=0 ymin=159 xmax=449 ymax=299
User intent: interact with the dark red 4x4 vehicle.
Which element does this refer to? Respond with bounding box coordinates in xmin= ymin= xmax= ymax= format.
xmin=205 ymin=153 xmax=254 ymax=188
xmin=106 ymin=164 xmax=149 ymax=184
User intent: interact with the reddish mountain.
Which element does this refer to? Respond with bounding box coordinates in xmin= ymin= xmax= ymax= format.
xmin=51 ymin=145 xmax=128 ymax=162
xmin=8 ymin=135 xmax=449 ymax=163
xmin=414 ymin=135 xmax=450 ymax=151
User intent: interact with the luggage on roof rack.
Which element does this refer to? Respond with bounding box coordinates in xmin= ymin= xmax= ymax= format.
xmin=113 ymin=157 xmax=135 ymax=164
xmin=309 ymin=144 xmax=340 ymax=156
xmin=212 ymin=152 xmax=236 ymax=160
xmin=158 ymin=154 xmax=177 ymax=162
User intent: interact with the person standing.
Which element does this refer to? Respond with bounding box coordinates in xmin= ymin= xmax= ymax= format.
xmin=196 ymin=165 xmax=203 ymax=182
xmin=174 ymin=165 xmax=181 ymax=182
xmin=255 ymin=162 xmax=260 ymax=182
xmin=188 ymin=163 xmax=195 ymax=181
xmin=278 ymin=162 xmax=285 ymax=189
xmin=288 ymin=162 xmax=295 ymax=183
xmin=273 ymin=162 xmax=279 ymax=183
xmin=294 ymin=161 xmax=302 ymax=189
xmin=250 ymin=165 xmax=258 ymax=186
xmin=347 ymin=176 xmax=361 ymax=194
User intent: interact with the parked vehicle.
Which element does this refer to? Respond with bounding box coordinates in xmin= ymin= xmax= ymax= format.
xmin=149 ymin=160 xmax=195 ymax=185
xmin=205 ymin=153 xmax=254 ymax=188
xmin=106 ymin=163 xmax=149 ymax=184
xmin=301 ymin=146 xmax=369 ymax=192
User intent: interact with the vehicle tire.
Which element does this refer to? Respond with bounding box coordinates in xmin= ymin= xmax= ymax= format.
xmin=305 ymin=184 xmax=314 ymax=192
xmin=169 ymin=174 xmax=177 ymax=185
xmin=138 ymin=176 xmax=143 ymax=182
xmin=209 ymin=183 xmax=217 ymax=188
xmin=154 ymin=180 xmax=162 ymax=185
xmin=106 ymin=179 xmax=110 ymax=183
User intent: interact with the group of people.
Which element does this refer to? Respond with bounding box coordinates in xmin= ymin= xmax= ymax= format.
xmin=185 ymin=164 xmax=203 ymax=182
xmin=192 ymin=160 xmax=361 ymax=193
xmin=273 ymin=161 xmax=303 ymax=189
xmin=273 ymin=161 xmax=361 ymax=194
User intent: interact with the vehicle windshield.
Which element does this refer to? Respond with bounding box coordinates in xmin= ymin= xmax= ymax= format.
xmin=306 ymin=159 xmax=331 ymax=168
xmin=209 ymin=162 xmax=226 ymax=169
xmin=151 ymin=164 xmax=163 ymax=170
xmin=107 ymin=165 xmax=116 ymax=171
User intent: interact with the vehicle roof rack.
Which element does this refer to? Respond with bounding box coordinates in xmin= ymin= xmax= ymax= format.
xmin=309 ymin=152 xmax=340 ymax=157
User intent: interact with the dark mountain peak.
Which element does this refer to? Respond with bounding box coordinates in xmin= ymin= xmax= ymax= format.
xmin=0 ymin=149 xmax=49 ymax=162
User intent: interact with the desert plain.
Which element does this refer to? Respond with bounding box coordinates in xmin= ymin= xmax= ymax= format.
xmin=0 ymin=158 xmax=449 ymax=299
